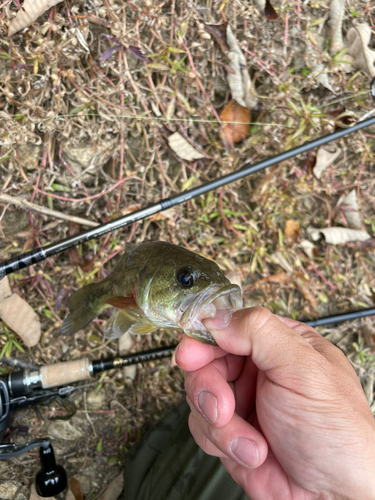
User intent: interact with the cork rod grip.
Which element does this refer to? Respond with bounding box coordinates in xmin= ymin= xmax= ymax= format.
xmin=40 ymin=358 xmax=91 ymax=388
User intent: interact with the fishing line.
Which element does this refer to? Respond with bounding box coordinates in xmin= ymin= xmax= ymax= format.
xmin=1 ymin=113 xmax=375 ymax=279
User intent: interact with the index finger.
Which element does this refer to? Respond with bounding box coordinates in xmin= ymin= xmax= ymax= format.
xmin=175 ymin=334 xmax=227 ymax=372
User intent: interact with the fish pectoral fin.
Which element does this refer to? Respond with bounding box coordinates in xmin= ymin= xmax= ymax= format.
xmin=129 ymin=322 xmax=157 ymax=335
xmin=103 ymin=310 xmax=140 ymax=339
xmin=104 ymin=296 xmax=139 ymax=311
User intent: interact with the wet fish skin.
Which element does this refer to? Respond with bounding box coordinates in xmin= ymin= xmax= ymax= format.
xmin=61 ymin=241 xmax=242 ymax=344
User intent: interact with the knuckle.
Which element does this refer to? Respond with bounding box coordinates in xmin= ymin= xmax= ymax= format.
xmin=245 ymin=307 xmax=275 ymax=333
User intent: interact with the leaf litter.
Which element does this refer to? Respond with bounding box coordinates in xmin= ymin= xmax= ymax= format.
xmin=1 ymin=0 xmax=375 ymax=492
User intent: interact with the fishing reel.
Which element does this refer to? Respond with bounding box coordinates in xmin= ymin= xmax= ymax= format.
xmin=0 ymin=379 xmax=68 ymax=497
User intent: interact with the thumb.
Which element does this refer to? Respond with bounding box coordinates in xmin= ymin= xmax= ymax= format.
xmin=203 ymin=307 xmax=323 ymax=376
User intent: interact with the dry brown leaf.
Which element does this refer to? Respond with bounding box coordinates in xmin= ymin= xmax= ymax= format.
xmin=204 ymin=22 xmax=229 ymax=52
xmin=284 ymin=220 xmax=301 ymax=243
xmin=345 ymin=24 xmax=375 ymax=76
xmin=267 ymin=272 xmax=293 ymax=284
xmin=167 ymin=132 xmax=204 ymax=161
xmin=300 ymin=239 xmax=318 ymax=259
xmin=9 ymin=0 xmax=64 ymax=36
xmin=226 ymin=26 xmax=258 ymax=109
xmin=102 ymin=473 xmax=124 ymax=500
xmin=313 ymin=145 xmax=341 ymax=179
xmin=69 ymin=478 xmax=83 ymax=500
xmin=308 ymin=226 xmax=371 ymax=244
xmin=294 ymin=271 xmax=318 ymax=307
xmin=219 ymin=100 xmax=251 ymax=146
xmin=341 ymin=189 xmax=362 ymax=230
xmin=265 ymin=0 xmax=278 ymax=20
xmin=0 ymin=277 xmax=41 ymax=347
xmin=329 ymin=0 xmax=346 ymax=55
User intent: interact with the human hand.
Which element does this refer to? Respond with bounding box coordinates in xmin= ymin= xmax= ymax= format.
xmin=176 ymin=307 xmax=375 ymax=500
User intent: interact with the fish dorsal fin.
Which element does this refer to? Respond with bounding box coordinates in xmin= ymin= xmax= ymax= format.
xmin=129 ymin=322 xmax=157 ymax=335
xmin=104 ymin=296 xmax=139 ymax=312
xmin=104 ymin=310 xmax=139 ymax=339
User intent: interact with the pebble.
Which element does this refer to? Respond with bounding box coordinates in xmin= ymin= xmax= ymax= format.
xmin=0 ymin=483 xmax=18 ymax=500
xmin=48 ymin=420 xmax=84 ymax=441
xmin=86 ymin=390 xmax=106 ymax=411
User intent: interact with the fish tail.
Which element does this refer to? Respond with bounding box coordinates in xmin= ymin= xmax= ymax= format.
xmin=61 ymin=281 xmax=111 ymax=335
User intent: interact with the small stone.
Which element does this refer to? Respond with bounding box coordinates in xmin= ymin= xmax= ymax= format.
xmin=86 ymin=390 xmax=106 ymax=411
xmin=48 ymin=420 xmax=84 ymax=441
xmin=123 ymin=365 xmax=137 ymax=382
xmin=0 ymin=482 xmax=18 ymax=500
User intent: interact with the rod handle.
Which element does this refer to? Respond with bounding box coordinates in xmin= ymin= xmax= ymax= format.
xmin=40 ymin=359 xmax=91 ymax=388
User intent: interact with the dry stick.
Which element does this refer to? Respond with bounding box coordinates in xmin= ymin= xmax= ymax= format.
xmin=0 ymin=193 xmax=99 ymax=228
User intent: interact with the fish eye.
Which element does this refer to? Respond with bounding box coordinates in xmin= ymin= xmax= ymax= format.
xmin=176 ymin=268 xmax=195 ymax=288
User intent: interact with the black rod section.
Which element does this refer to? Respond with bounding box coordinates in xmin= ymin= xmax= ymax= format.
xmin=304 ymin=307 xmax=375 ymax=328
xmin=94 ymin=307 xmax=375 ymax=370
xmin=91 ymin=345 xmax=178 ymax=374
xmin=2 ymin=115 xmax=375 ymax=280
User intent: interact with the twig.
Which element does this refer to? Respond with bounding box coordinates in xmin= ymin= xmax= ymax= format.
xmin=0 ymin=193 xmax=99 ymax=228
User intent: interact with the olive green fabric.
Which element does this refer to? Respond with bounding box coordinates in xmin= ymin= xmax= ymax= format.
xmin=123 ymin=401 xmax=249 ymax=500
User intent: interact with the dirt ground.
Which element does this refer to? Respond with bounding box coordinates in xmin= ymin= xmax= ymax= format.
xmin=1 ymin=0 xmax=375 ymax=497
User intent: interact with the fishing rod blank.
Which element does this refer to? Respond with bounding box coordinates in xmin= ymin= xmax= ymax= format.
xmin=3 ymin=306 xmax=375 ymax=397
xmin=1 ymin=115 xmax=375 ymax=280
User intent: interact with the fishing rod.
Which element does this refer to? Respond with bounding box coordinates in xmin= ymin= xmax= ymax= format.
xmin=0 ymin=345 xmax=176 ymax=497
xmin=1 ymin=113 xmax=375 ymax=280
xmin=1 ymin=304 xmax=374 ymax=497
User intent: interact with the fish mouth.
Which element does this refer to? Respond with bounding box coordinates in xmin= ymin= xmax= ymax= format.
xmin=179 ymin=284 xmax=243 ymax=344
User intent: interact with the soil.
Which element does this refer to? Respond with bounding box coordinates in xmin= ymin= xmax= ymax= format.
xmin=0 ymin=0 xmax=375 ymax=497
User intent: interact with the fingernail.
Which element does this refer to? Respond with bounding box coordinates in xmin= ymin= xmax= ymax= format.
xmin=198 ymin=391 xmax=217 ymax=423
xmin=230 ymin=438 xmax=259 ymax=467
xmin=203 ymin=310 xmax=232 ymax=331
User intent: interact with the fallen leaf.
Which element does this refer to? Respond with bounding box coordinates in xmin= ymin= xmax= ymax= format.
xmin=102 ymin=473 xmax=124 ymax=500
xmin=345 ymin=24 xmax=375 ymax=76
xmin=0 ymin=277 xmax=41 ymax=347
xmin=270 ymin=253 xmax=317 ymax=307
xmin=284 ymin=220 xmax=301 ymax=243
xmin=315 ymin=71 xmax=335 ymax=94
xmin=308 ymin=226 xmax=371 ymax=245
xmin=265 ymin=0 xmax=278 ymax=20
xmin=128 ymin=45 xmax=149 ymax=62
xmin=341 ymin=189 xmax=362 ymax=230
xmin=219 ymin=100 xmax=251 ymax=146
xmin=300 ymin=239 xmax=318 ymax=259
xmin=69 ymin=478 xmax=83 ymax=500
xmin=267 ymin=272 xmax=293 ymax=284
xmin=204 ymin=22 xmax=229 ymax=53
xmin=329 ymin=0 xmax=346 ymax=55
xmin=226 ymin=26 xmax=258 ymax=109
xmin=167 ymin=132 xmax=205 ymax=161
xmin=294 ymin=271 xmax=318 ymax=307
xmin=253 ymin=0 xmax=266 ymax=14
xmin=99 ymin=45 xmax=123 ymax=62
xmin=9 ymin=0 xmax=63 ymax=36
xmin=313 ymin=145 xmax=341 ymax=179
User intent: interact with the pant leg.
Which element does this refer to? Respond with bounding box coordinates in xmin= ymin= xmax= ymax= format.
xmin=123 ymin=401 xmax=249 ymax=500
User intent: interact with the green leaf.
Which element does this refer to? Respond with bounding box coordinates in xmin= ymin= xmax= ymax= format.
xmin=96 ymin=439 xmax=103 ymax=452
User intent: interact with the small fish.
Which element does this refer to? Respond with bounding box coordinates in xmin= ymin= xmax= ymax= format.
xmin=61 ymin=241 xmax=243 ymax=345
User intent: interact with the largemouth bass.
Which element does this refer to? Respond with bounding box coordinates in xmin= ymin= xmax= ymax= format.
xmin=61 ymin=241 xmax=243 ymax=345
